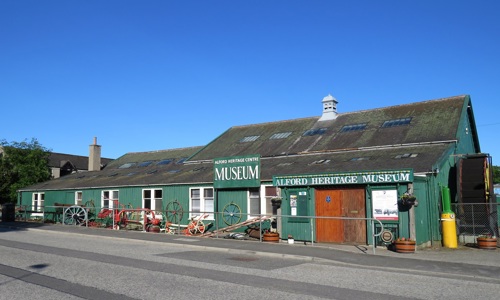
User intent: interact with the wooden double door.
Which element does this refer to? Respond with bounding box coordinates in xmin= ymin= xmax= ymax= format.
xmin=315 ymin=187 xmax=366 ymax=243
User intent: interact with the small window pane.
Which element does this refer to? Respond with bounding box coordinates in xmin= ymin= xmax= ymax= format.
xmin=340 ymin=123 xmax=367 ymax=132
xmin=270 ymin=132 xmax=292 ymax=139
xmin=240 ymin=135 xmax=260 ymax=143
xmin=157 ymin=159 xmax=172 ymax=165
xmin=303 ymin=128 xmax=327 ymax=136
xmin=382 ymin=117 xmax=412 ymax=128
xmin=192 ymin=199 xmax=200 ymax=213
xmin=249 ymin=189 xmax=260 ymax=215
xmin=204 ymin=188 xmax=213 ymax=198
xmin=119 ymin=163 xmax=136 ymax=169
xmin=139 ymin=161 xmax=152 ymax=167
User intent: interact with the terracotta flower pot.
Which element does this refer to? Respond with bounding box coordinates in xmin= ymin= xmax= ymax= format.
xmin=477 ymin=237 xmax=497 ymax=250
xmin=149 ymin=225 xmax=161 ymax=233
xmin=262 ymin=232 xmax=280 ymax=243
xmin=393 ymin=240 xmax=416 ymax=253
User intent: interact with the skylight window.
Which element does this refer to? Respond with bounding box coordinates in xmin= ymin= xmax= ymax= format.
xmin=270 ymin=132 xmax=292 ymax=139
xmin=310 ymin=159 xmax=331 ymax=165
xmin=395 ymin=153 xmax=418 ymax=159
xmin=303 ymin=128 xmax=327 ymax=136
xmin=176 ymin=158 xmax=187 ymax=164
xmin=340 ymin=123 xmax=367 ymax=133
xmin=127 ymin=172 xmax=137 ymax=176
xmin=147 ymin=169 xmax=158 ymax=174
xmin=157 ymin=159 xmax=172 ymax=165
xmin=118 ymin=163 xmax=136 ymax=169
xmin=382 ymin=117 xmax=412 ymax=128
xmin=240 ymin=135 xmax=260 ymax=143
xmin=108 ymin=173 xmax=118 ymax=177
xmin=138 ymin=161 xmax=153 ymax=167
xmin=350 ymin=157 xmax=370 ymax=161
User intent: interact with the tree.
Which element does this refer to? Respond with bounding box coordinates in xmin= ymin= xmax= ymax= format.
xmin=0 ymin=138 xmax=52 ymax=204
xmin=493 ymin=165 xmax=500 ymax=184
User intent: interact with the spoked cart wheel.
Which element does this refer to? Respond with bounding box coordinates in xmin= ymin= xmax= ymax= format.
xmin=166 ymin=200 xmax=184 ymax=224
xmin=63 ymin=205 xmax=88 ymax=225
xmin=222 ymin=202 xmax=242 ymax=225
xmin=187 ymin=219 xmax=206 ymax=235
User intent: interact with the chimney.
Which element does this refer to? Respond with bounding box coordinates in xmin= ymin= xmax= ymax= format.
xmin=88 ymin=137 xmax=102 ymax=171
xmin=318 ymin=94 xmax=338 ymax=121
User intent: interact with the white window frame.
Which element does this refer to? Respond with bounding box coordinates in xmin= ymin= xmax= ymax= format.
xmin=246 ymin=185 xmax=278 ymax=218
xmin=75 ymin=191 xmax=83 ymax=205
xmin=247 ymin=188 xmax=261 ymax=218
xmin=263 ymin=185 xmax=279 ymax=216
xmin=102 ymin=190 xmax=119 ymax=209
xmin=142 ymin=189 xmax=163 ymax=211
xmin=32 ymin=192 xmax=45 ymax=216
xmin=189 ymin=187 xmax=214 ymax=219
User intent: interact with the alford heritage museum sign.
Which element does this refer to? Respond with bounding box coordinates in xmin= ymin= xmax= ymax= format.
xmin=273 ymin=169 xmax=413 ymax=187
xmin=213 ymin=155 xmax=261 ymax=188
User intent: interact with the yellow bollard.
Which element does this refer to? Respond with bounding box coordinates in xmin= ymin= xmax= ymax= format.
xmin=441 ymin=213 xmax=458 ymax=248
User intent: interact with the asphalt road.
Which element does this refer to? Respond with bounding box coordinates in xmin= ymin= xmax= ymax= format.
xmin=1 ymin=226 xmax=500 ymax=300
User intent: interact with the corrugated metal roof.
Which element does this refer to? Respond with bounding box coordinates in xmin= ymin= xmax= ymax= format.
xmin=19 ymin=95 xmax=473 ymax=191
xmin=20 ymin=146 xmax=207 ymax=191
xmin=188 ymin=95 xmax=466 ymax=161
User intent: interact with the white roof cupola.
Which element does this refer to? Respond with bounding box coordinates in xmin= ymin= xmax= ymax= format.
xmin=318 ymin=94 xmax=338 ymax=121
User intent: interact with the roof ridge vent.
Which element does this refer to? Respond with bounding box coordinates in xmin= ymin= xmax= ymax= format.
xmin=318 ymin=94 xmax=338 ymax=121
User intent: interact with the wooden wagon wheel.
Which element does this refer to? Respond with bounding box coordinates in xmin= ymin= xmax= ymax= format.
xmin=166 ymin=200 xmax=184 ymax=224
xmin=222 ymin=202 xmax=242 ymax=225
xmin=63 ymin=205 xmax=88 ymax=225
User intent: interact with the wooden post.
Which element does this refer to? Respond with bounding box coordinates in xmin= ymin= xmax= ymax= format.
xmin=408 ymin=184 xmax=416 ymax=242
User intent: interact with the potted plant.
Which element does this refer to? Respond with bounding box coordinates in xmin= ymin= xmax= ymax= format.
xmin=393 ymin=237 xmax=416 ymax=253
xmin=262 ymin=229 xmax=280 ymax=243
xmin=476 ymin=234 xmax=497 ymax=250
xmin=399 ymin=192 xmax=418 ymax=207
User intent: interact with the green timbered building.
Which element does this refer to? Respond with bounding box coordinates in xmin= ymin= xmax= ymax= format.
xmin=18 ymin=94 xmax=495 ymax=247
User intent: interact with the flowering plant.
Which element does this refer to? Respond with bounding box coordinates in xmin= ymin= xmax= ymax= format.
xmin=477 ymin=234 xmax=497 ymax=239
xmin=395 ymin=237 xmax=414 ymax=242
xmin=399 ymin=192 xmax=417 ymax=206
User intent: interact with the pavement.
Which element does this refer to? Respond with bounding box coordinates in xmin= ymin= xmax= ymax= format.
xmin=1 ymin=221 xmax=500 ymax=279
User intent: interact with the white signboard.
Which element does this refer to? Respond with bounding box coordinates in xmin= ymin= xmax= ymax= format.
xmin=372 ymin=190 xmax=398 ymax=220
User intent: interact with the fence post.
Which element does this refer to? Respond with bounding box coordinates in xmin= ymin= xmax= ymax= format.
xmin=310 ymin=216 xmax=314 ymax=246
xmin=371 ymin=219 xmax=376 ymax=255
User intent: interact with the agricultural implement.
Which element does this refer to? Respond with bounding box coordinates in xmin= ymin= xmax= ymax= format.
xmin=57 ymin=200 xmax=96 ymax=226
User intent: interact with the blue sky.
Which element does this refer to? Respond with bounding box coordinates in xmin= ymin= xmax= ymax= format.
xmin=1 ymin=1 xmax=499 ymax=163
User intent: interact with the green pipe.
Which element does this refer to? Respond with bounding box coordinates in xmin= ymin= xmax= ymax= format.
xmin=441 ymin=186 xmax=452 ymax=213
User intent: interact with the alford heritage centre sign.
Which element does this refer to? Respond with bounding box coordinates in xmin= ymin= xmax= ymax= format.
xmin=273 ymin=169 xmax=413 ymax=187
xmin=213 ymin=155 xmax=261 ymax=188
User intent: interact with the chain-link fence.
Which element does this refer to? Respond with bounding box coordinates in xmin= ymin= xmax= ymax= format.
xmin=452 ymin=203 xmax=500 ymax=242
